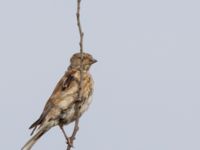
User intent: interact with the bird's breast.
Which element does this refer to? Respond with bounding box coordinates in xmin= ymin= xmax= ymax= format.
xmin=79 ymin=93 xmax=93 ymax=114
xmin=60 ymin=75 xmax=94 ymax=125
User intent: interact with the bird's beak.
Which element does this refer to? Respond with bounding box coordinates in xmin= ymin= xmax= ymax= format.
xmin=92 ymin=59 xmax=97 ymax=64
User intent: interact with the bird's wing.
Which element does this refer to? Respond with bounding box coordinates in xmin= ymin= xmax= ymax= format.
xmin=29 ymin=69 xmax=78 ymax=134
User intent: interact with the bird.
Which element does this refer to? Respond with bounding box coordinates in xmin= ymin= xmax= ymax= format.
xmin=21 ymin=52 xmax=97 ymax=150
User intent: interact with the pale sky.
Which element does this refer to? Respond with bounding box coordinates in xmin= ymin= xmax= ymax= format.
xmin=0 ymin=0 xmax=200 ymax=150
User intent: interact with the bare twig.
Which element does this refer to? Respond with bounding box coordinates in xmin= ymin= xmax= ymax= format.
xmin=77 ymin=0 xmax=84 ymax=102
xmin=77 ymin=0 xmax=84 ymax=54
xmin=66 ymin=0 xmax=84 ymax=150
xmin=66 ymin=119 xmax=80 ymax=150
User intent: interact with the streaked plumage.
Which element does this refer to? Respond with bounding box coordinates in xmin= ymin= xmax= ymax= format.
xmin=22 ymin=52 xmax=97 ymax=150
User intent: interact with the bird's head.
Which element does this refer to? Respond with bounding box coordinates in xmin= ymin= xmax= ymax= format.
xmin=69 ymin=52 xmax=97 ymax=71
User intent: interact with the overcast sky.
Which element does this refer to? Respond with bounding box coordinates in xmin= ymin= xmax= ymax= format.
xmin=0 ymin=0 xmax=200 ymax=150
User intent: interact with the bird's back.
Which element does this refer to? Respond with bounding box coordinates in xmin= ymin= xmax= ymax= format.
xmin=29 ymin=69 xmax=94 ymax=132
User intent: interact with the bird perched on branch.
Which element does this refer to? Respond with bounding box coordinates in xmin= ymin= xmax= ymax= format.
xmin=22 ymin=52 xmax=97 ymax=150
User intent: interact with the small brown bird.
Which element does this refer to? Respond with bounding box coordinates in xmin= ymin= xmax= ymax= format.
xmin=22 ymin=52 xmax=97 ymax=150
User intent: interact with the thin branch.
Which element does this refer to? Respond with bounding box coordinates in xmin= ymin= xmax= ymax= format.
xmin=66 ymin=0 xmax=84 ymax=150
xmin=77 ymin=0 xmax=84 ymax=53
xmin=77 ymin=0 xmax=84 ymax=102
xmin=66 ymin=119 xmax=80 ymax=150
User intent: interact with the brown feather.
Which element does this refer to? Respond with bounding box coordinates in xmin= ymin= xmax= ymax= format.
xmin=29 ymin=70 xmax=77 ymax=135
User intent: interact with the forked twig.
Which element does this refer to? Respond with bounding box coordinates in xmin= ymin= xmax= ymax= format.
xmin=66 ymin=0 xmax=84 ymax=150
xmin=66 ymin=119 xmax=80 ymax=150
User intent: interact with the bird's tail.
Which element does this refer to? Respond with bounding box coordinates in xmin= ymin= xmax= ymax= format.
xmin=21 ymin=125 xmax=50 ymax=150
